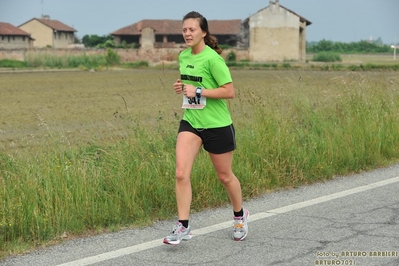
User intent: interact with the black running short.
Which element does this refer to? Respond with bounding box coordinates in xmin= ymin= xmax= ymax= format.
xmin=178 ymin=120 xmax=236 ymax=154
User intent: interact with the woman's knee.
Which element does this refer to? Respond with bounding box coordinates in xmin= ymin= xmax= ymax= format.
xmin=217 ymin=172 xmax=235 ymax=185
xmin=175 ymin=168 xmax=189 ymax=183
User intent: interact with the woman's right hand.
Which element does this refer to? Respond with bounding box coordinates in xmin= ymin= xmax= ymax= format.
xmin=173 ymin=79 xmax=184 ymax=94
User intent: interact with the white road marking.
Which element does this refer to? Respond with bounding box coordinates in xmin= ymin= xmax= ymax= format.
xmin=57 ymin=176 xmax=399 ymax=266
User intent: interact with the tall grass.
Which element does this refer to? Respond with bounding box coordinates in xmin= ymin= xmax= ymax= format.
xmin=24 ymin=51 xmax=107 ymax=69
xmin=1 ymin=70 xmax=399 ymax=258
xmin=0 ymin=120 xmax=180 ymax=254
xmin=231 ymin=72 xmax=399 ymax=192
xmin=23 ymin=51 xmax=142 ymax=69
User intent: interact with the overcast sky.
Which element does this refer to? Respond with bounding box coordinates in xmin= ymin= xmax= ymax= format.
xmin=1 ymin=0 xmax=398 ymax=44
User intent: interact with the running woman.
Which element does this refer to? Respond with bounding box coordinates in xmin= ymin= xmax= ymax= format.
xmin=163 ymin=11 xmax=249 ymax=245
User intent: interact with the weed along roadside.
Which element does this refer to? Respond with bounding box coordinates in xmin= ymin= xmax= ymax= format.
xmin=1 ymin=67 xmax=399 ymax=259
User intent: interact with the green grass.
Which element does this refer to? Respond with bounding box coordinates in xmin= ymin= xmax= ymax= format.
xmin=312 ymin=52 xmax=342 ymax=62
xmin=122 ymin=60 xmax=149 ymax=68
xmin=1 ymin=70 xmax=399 ymax=258
xmin=0 ymin=59 xmax=28 ymax=68
xmin=24 ymin=51 xmax=107 ymax=69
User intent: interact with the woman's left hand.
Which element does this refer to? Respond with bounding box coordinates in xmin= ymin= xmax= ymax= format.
xmin=182 ymin=84 xmax=196 ymax=98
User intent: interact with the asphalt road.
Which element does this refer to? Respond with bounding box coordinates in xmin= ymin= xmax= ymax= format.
xmin=2 ymin=164 xmax=399 ymax=266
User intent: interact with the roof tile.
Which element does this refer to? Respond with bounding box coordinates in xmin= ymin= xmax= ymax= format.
xmin=36 ymin=18 xmax=77 ymax=32
xmin=111 ymin=19 xmax=241 ymax=36
xmin=0 ymin=22 xmax=31 ymax=36
xmin=19 ymin=18 xmax=77 ymax=32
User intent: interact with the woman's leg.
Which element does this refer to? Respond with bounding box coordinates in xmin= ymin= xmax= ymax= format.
xmin=208 ymin=151 xmax=242 ymax=212
xmin=175 ymin=131 xmax=202 ymax=220
xmin=209 ymin=151 xmax=249 ymax=241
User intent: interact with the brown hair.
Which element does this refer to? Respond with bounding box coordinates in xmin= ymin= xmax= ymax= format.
xmin=183 ymin=11 xmax=222 ymax=55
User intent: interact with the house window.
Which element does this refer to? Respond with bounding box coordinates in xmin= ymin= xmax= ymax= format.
xmin=1 ymin=35 xmax=4 ymax=40
xmin=23 ymin=36 xmax=25 ymax=41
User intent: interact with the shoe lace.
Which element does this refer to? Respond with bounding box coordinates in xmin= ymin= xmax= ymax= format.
xmin=171 ymin=223 xmax=184 ymax=234
xmin=233 ymin=217 xmax=244 ymax=229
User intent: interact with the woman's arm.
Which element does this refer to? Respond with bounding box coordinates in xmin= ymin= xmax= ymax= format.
xmin=183 ymin=82 xmax=235 ymax=99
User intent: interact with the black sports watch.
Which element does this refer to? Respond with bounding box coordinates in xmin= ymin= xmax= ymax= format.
xmin=196 ymin=87 xmax=202 ymax=104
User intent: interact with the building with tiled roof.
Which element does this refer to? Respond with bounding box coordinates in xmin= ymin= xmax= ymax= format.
xmin=111 ymin=19 xmax=242 ymax=49
xmin=0 ymin=22 xmax=34 ymax=49
xmin=18 ymin=15 xmax=77 ymax=48
xmin=111 ymin=0 xmax=311 ymax=62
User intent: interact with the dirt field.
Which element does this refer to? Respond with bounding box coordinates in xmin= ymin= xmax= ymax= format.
xmin=1 ymin=68 xmax=398 ymax=153
xmin=0 ymin=69 xmax=180 ymax=151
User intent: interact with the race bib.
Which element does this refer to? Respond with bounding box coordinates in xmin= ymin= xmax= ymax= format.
xmin=182 ymin=96 xmax=207 ymax=109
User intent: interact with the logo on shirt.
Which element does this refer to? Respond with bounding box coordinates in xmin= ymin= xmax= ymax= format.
xmin=186 ymin=64 xmax=194 ymax=69
xmin=181 ymin=74 xmax=203 ymax=82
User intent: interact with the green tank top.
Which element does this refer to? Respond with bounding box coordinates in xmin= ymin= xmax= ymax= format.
xmin=179 ymin=46 xmax=233 ymax=128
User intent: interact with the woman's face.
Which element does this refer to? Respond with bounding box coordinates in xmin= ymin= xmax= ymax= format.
xmin=182 ymin=18 xmax=206 ymax=48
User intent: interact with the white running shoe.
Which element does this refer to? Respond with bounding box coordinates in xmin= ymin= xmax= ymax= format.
xmin=163 ymin=222 xmax=192 ymax=245
xmin=232 ymin=208 xmax=249 ymax=241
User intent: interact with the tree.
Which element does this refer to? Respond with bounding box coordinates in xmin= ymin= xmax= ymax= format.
xmin=373 ymin=37 xmax=384 ymax=46
xmin=317 ymin=40 xmax=334 ymax=52
xmin=82 ymin=34 xmax=114 ymax=47
xmin=307 ymin=39 xmax=391 ymax=54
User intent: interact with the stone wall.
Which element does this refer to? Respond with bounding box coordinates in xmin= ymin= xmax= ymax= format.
xmin=0 ymin=36 xmax=32 ymax=49
xmin=0 ymin=49 xmax=25 ymax=60
xmin=0 ymin=48 xmax=249 ymax=63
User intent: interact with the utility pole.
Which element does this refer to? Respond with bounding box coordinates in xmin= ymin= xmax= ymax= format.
xmin=394 ymin=34 xmax=397 ymax=61
xmin=41 ymin=0 xmax=44 ymax=17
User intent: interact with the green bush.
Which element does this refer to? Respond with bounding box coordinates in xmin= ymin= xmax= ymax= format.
xmin=226 ymin=51 xmax=236 ymax=62
xmin=82 ymin=34 xmax=114 ymax=48
xmin=97 ymin=40 xmax=116 ymax=49
xmin=282 ymin=62 xmax=291 ymax=69
xmin=105 ymin=48 xmax=120 ymax=65
xmin=0 ymin=59 xmax=28 ymax=68
xmin=313 ymin=52 xmax=342 ymax=62
xmin=220 ymin=44 xmax=232 ymax=49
